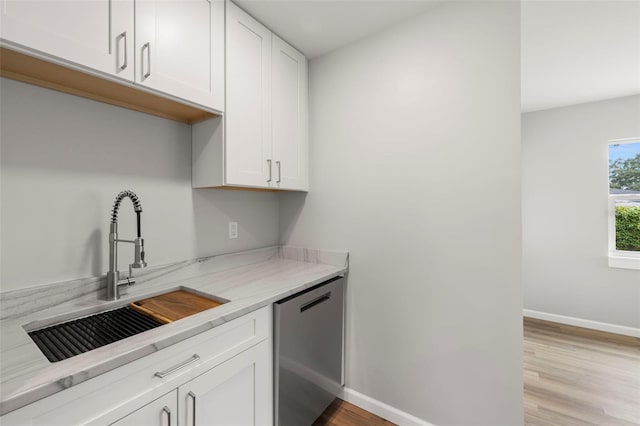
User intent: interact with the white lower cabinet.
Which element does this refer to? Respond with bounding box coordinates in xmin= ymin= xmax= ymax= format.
xmin=0 ymin=306 xmax=272 ymax=426
xmin=110 ymin=340 xmax=271 ymax=426
xmin=110 ymin=391 xmax=177 ymax=426
xmin=178 ymin=340 xmax=272 ymax=426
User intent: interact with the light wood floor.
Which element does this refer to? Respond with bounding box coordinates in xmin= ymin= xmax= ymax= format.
xmin=524 ymin=317 xmax=640 ymax=425
xmin=315 ymin=319 xmax=640 ymax=426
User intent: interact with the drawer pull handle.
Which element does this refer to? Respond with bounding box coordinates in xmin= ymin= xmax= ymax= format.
xmin=162 ymin=406 xmax=172 ymax=426
xmin=267 ymin=159 xmax=272 ymax=183
xmin=188 ymin=391 xmax=197 ymax=426
xmin=154 ymin=354 xmax=200 ymax=378
xmin=143 ymin=42 xmax=151 ymax=78
xmin=276 ymin=160 xmax=281 ymax=183
xmin=301 ymin=292 xmax=331 ymax=312
xmin=118 ymin=32 xmax=128 ymax=71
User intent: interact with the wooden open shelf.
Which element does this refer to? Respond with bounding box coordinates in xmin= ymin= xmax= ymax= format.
xmin=0 ymin=47 xmax=218 ymax=124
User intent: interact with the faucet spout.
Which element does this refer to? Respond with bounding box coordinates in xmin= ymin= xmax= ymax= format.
xmin=106 ymin=190 xmax=147 ymax=300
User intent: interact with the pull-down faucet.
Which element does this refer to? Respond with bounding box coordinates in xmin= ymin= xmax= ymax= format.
xmin=106 ymin=190 xmax=147 ymax=300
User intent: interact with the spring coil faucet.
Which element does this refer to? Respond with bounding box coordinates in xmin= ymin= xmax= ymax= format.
xmin=106 ymin=190 xmax=147 ymax=300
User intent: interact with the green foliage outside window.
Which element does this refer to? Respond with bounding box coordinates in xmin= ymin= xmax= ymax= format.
xmin=610 ymin=153 xmax=640 ymax=191
xmin=616 ymin=206 xmax=640 ymax=251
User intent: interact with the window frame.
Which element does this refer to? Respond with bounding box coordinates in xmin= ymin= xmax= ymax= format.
xmin=608 ymin=138 xmax=640 ymax=270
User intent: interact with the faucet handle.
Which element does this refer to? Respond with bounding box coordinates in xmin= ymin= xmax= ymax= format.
xmin=117 ymin=270 xmax=136 ymax=287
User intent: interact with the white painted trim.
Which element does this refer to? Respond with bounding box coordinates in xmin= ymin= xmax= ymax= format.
xmin=608 ymin=254 xmax=640 ymax=270
xmin=607 ymin=138 xmax=640 ymax=269
xmin=523 ymin=309 xmax=640 ymax=338
xmin=340 ymin=387 xmax=435 ymax=426
xmin=609 ymin=137 xmax=640 ymax=144
xmin=608 ymin=193 xmax=640 ymax=270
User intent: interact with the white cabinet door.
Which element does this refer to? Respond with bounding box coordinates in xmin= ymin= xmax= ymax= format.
xmin=0 ymin=0 xmax=134 ymax=81
xmin=135 ymin=0 xmax=224 ymax=111
xmin=225 ymin=1 xmax=272 ymax=188
xmin=110 ymin=391 xmax=177 ymax=426
xmin=271 ymin=35 xmax=308 ymax=191
xmin=178 ymin=340 xmax=272 ymax=426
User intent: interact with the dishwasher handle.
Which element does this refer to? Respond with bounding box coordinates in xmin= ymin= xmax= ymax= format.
xmin=300 ymin=292 xmax=331 ymax=312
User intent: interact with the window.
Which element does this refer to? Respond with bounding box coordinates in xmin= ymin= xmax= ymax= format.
xmin=608 ymin=139 xmax=640 ymax=270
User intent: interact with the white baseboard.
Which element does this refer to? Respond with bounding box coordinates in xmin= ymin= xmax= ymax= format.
xmin=523 ymin=309 xmax=640 ymax=338
xmin=340 ymin=387 xmax=434 ymax=426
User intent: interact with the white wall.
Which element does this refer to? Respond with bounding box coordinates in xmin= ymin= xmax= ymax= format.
xmin=280 ymin=2 xmax=522 ymax=425
xmin=522 ymin=95 xmax=640 ymax=330
xmin=0 ymin=78 xmax=279 ymax=292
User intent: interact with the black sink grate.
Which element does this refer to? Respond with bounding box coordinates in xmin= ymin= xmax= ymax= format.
xmin=28 ymin=305 xmax=163 ymax=362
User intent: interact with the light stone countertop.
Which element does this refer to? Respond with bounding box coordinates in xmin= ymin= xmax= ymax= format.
xmin=0 ymin=246 xmax=349 ymax=415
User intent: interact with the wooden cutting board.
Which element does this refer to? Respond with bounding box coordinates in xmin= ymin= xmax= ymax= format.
xmin=130 ymin=290 xmax=225 ymax=324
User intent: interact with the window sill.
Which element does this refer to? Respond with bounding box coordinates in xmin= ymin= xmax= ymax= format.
xmin=608 ymin=253 xmax=640 ymax=270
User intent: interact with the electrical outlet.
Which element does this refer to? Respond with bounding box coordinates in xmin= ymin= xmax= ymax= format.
xmin=228 ymin=222 xmax=238 ymax=239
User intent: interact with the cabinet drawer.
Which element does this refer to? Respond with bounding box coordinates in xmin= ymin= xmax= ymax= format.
xmin=1 ymin=306 xmax=270 ymax=426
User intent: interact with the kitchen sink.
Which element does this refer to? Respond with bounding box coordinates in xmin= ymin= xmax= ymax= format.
xmin=25 ymin=287 xmax=229 ymax=363
xmin=28 ymin=305 xmax=163 ymax=362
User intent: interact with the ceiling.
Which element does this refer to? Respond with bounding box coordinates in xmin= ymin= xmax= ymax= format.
xmin=235 ymin=0 xmax=640 ymax=112
xmin=521 ymin=1 xmax=640 ymax=112
xmin=235 ymin=0 xmax=441 ymax=59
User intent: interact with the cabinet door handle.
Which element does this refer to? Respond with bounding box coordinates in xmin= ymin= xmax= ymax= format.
xmin=162 ymin=406 xmax=172 ymax=426
xmin=276 ymin=161 xmax=281 ymax=183
xmin=267 ymin=159 xmax=272 ymax=183
xmin=154 ymin=354 xmax=200 ymax=378
xmin=142 ymin=42 xmax=151 ymax=78
xmin=118 ymin=32 xmax=128 ymax=71
xmin=188 ymin=391 xmax=197 ymax=426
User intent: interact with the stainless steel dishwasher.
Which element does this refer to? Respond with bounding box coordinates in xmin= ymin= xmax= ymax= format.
xmin=274 ymin=276 xmax=345 ymax=426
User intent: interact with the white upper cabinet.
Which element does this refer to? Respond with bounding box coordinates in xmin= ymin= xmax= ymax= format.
xmin=271 ymin=35 xmax=308 ymax=191
xmin=135 ymin=0 xmax=224 ymax=112
xmin=0 ymin=0 xmax=224 ymax=112
xmin=225 ymin=1 xmax=272 ymax=188
xmin=215 ymin=1 xmax=308 ymax=191
xmin=0 ymin=0 xmax=134 ymax=81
